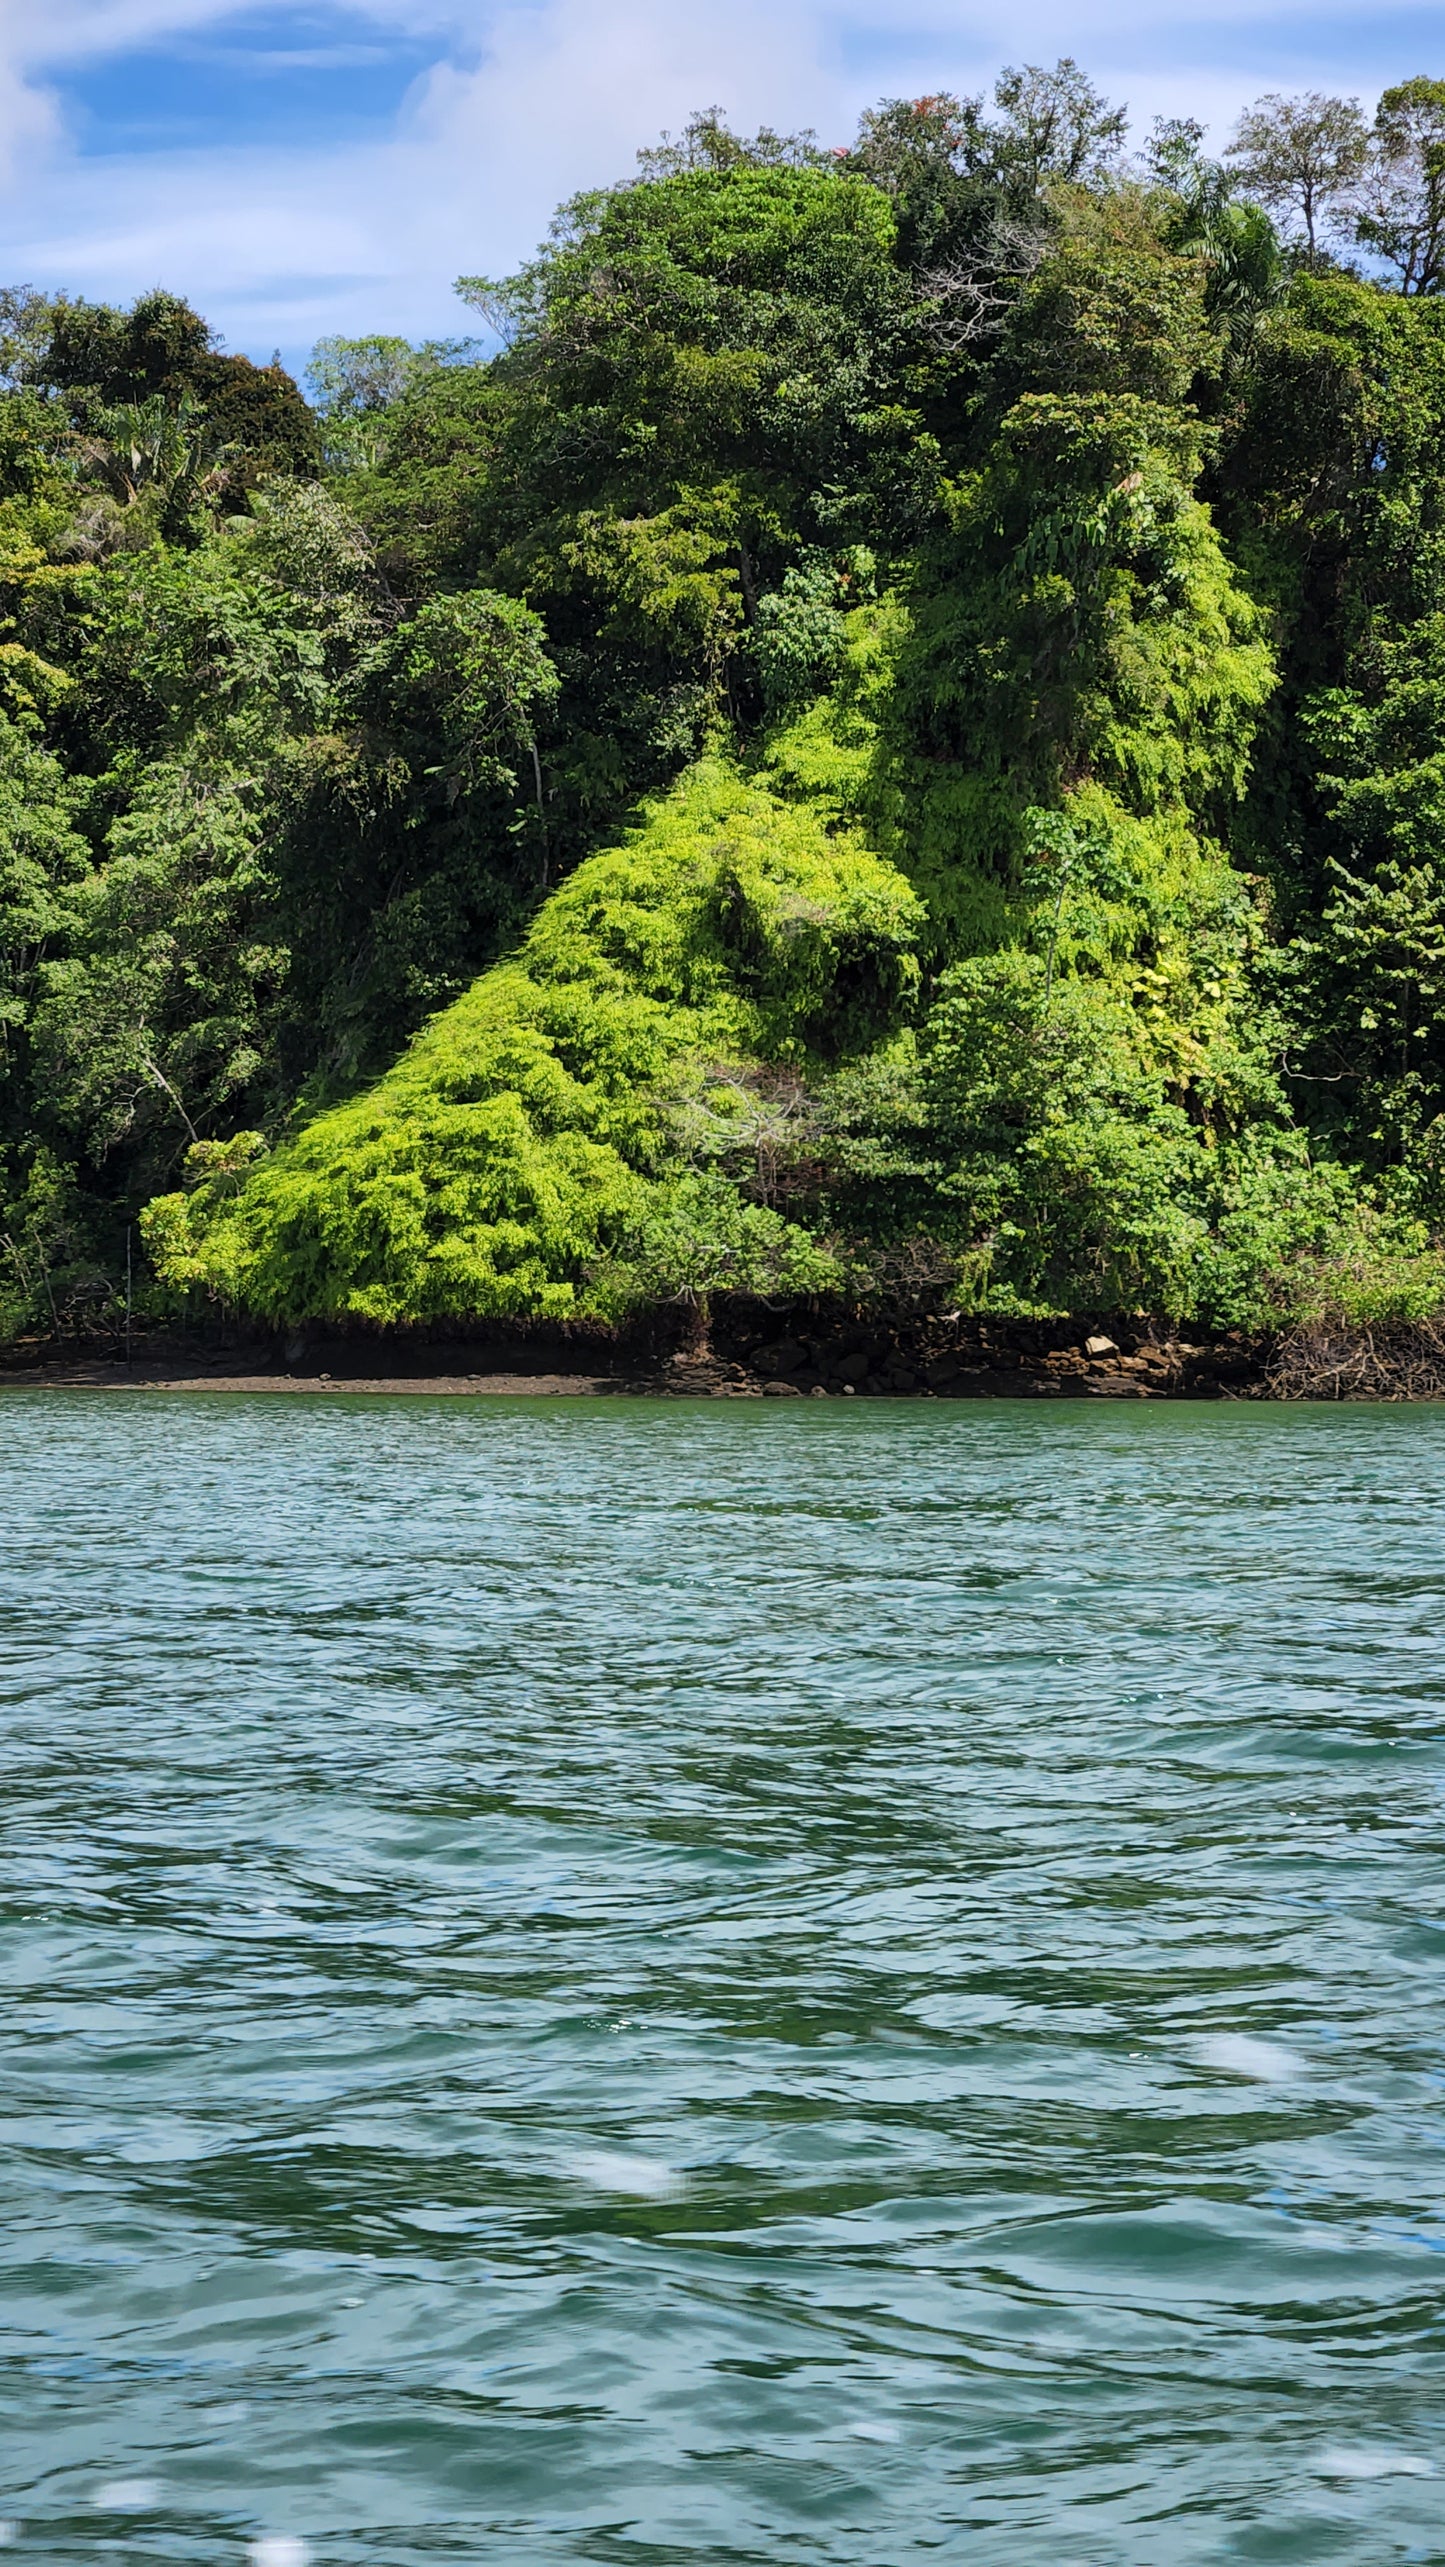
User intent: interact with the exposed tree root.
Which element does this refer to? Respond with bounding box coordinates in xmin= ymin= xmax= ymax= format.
xmin=1265 ymin=1317 xmax=1445 ymax=1402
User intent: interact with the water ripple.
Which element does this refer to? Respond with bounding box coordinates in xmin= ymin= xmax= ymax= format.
xmin=2 ymin=1394 xmax=1445 ymax=2560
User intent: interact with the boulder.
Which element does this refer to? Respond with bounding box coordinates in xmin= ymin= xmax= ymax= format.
xmin=757 ymin=1338 xmax=807 ymax=1376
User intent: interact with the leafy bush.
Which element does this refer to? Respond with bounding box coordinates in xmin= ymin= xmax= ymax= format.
xmin=144 ymin=758 xmax=923 ymax=1321
xmin=917 ymin=948 xmax=1371 ymax=1323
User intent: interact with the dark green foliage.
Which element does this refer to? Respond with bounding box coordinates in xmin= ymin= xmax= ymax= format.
xmin=914 ymin=950 xmax=1360 ymax=1322
xmin=35 ymin=286 xmax=316 ymax=464
xmin=412 ymin=157 xmax=937 ymax=840
xmin=0 ymin=711 xmax=105 ymax=1334
xmin=0 ymin=710 xmax=91 ymax=1088
xmin=1215 ymin=274 xmax=1445 ymax=1217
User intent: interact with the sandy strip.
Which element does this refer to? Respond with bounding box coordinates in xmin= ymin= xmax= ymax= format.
xmin=0 ymin=1366 xmax=636 ymax=1397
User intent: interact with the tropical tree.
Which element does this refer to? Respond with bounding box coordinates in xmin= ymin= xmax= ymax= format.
xmin=305 ymin=334 xmax=475 ymax=471
xmin=1226 ymin=91 xmax=1371 ymax=261
xmin=1145 ymin=119 xmax=1286 ymax=341
xmin=1356 ymin=77 xmax=1445 ymax=293
xmin=992 ymin=57 xmax=1129 ymax=192
xmin=634 ymin=108 xmax=826 ymax=179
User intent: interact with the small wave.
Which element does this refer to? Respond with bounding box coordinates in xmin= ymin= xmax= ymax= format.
xmin=93 ymin=2481 xmax=160 ymax=2512
xmin=570 ymin=2151 xmax=684 ymax=2198
xmin=1315 ymin=2448 xmax=1434 ymax=2481
xmin=1191 ymin=2034 xmax=1306 ymax=2082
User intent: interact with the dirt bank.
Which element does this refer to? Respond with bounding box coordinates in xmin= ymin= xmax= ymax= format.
xmin=0 ymin=1309 xmax=1266 ymax=1400
xmin=5 ymin=1304 xmax=1441 ymax=1400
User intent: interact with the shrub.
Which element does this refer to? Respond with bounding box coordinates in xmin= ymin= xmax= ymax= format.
xmin=143 ymin=757 xmax=922 ymax=1322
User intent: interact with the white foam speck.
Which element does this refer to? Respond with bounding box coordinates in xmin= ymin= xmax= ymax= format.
xmin=0 ymin=2522 xmax=18 ymax=2545
xmin=849 ymin=2420 xmax=902 ymax=2443
xmin=94 ymin=2480 xmax=161 ymax=2511
xmin=248 ymin=2539 xmax=313 ymax=2567
xmin=1192 ymin=2034 xmax=1305 ymax=2082
xmin=1315 ymin=2448 xmax=1434 ymax=2481
xmin=571 ymin=2151 xmax=684 ymax=2198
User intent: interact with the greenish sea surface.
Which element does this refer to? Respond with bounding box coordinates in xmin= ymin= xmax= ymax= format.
xmin=3 ymin=1393 xmax=1445 ymax=2565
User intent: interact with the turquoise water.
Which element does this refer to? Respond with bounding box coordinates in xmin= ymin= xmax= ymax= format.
xmin=4 ymin=1393 xmax=1445 ymax=2565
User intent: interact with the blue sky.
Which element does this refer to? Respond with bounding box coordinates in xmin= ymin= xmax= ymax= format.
xmin=0 ymin=0 xmax=1437 ymax=380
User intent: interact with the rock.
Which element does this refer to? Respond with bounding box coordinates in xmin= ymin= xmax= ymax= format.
xmin=832 ymin=1350 xmax=871 ymax=1383
xmin=757 ymin=1338 xmax=807 ymax=1376
xmin=762 ymin=1378 xmax=803 ymax=1397
xmin=926 ymin=1356 xmax=961 ymax=1388
xmin=1085 ymin=1334 xmax=1118 ymax=1358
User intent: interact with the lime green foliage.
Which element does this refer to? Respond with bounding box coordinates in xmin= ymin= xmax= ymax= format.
xmin=737 ymin=199 xmax=1301 ymax=1322
xmin=892 ymin=389 xmax=1274 ymax=938
xmin=753 ymin=205 xmax=1342 ymax=1323
xmin=144 ymin=761 xmax=922 ymax=1321
xmin=866 ymin=203 xmax=1275 ymax=1007
xmin=757 ymin=598 xmax=907 ymax=828
xmin=760 ymin=625 xmax=1372 ymax=1324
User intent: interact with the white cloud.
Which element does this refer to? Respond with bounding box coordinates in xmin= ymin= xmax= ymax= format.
xmin=0 ymin=0 xmax=1421 ymax=362
xmin=0 ymin=50 xmax=62 ymax=186
xmin=0 ymin=0 xmax=856 ymax=352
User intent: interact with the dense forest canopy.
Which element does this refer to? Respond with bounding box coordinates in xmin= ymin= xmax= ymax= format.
xmin=7 ymin=63 xmax=1445 ymax=1339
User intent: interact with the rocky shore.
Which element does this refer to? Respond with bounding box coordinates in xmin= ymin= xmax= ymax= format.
xmin=6 ymin=1302 xmax=1443 ymax=1401
xmin=690 ymin=1312 xmax=1262 ymax=1400
xmin=0 ymin=1309 xmax=1266 ymax=1399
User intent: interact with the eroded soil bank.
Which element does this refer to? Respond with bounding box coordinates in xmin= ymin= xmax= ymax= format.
xmin=6 ymin=1304 xmax=1442 ymax=1401
xmin=0 ymin=1305 xmax=1296 ymax=1399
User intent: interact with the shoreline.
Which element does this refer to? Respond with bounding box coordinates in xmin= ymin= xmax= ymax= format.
xmin=0 ymin=1351 xmax=1260 ymax=1401
xmin=0 ymin=1310 xmax=1264 ymax=1401
xmin=5 ymin=1307 xmax=1445 ymax=1400
xmin=0 ymin=1359 xmax=633 ymax=1398
xmin=0 ymin=1329 xmax=1236 ymax=1401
